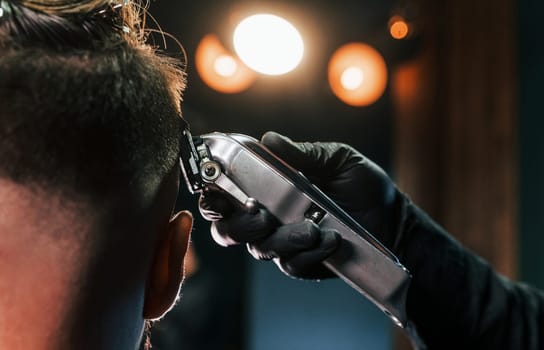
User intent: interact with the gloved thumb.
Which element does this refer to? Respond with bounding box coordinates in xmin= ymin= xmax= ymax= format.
xmin=261 ymin=131 xmax=330 ymax=173
xmin=261 ymin=131 xmax=361 ymax=177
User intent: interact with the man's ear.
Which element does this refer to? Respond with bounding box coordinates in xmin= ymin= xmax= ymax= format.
xmin=143 ymin=210 xmax=193 ymax=320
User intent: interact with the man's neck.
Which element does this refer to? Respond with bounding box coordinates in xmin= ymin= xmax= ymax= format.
xmin=0 ymin=180 xmax=87 ymax=349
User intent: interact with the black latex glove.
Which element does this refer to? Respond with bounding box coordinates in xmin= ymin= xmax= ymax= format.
xmin=201 ymin=132 xmax=544 ymax=349
xmin=199 ymin=131 xmax=405 ymax=279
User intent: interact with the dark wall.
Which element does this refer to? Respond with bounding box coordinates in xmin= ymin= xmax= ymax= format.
xmin=519 ymin=0 xmax=544 ymax=289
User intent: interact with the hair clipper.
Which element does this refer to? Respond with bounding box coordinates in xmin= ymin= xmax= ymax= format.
xmin=179 ymin=129 xmax=411 ymax=327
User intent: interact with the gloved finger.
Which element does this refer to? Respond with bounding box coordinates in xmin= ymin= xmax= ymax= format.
xmin=246 ymin=220 xmax=322 ymax=259
xmin=210 ymin=208 xmax=279 ymax=247
xmin=198 ymin=190 xmax=236 ymax=221
xmin=261 ymin=131 xmax=322 ymax=172
xmin=275 ymin=229 xmax=341 ymax=279
xmin=261 ymin=131 xmax=364 ymax=177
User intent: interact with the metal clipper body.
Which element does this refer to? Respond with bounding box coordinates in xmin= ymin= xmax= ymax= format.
xmin=180 ymin=130 xmax=411 ymax=327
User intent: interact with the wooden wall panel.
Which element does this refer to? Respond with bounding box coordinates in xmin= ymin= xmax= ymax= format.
xmin=391 ymin=0 xmax=517 ymax=348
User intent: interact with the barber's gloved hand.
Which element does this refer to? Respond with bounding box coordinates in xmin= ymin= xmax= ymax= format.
xmin=199 ymin=131 xmax=405 ymax=279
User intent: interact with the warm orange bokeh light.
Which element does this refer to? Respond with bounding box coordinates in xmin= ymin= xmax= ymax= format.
xmin=389 ymin=16 xmax=410 ymax=40
xmin=195 ymin=34 xmax=256 ymax=94
xmin=328 ymin=42 xmax=388 ymax=107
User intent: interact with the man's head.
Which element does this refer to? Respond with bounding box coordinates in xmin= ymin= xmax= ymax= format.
xmin=0 ymin=1 xmax=192 ymax=348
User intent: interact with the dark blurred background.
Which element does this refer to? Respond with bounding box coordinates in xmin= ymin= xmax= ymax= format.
xmin=142 ymin=0 xmax=544 ymax=349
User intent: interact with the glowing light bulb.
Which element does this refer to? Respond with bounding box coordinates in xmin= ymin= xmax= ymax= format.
xmin=341 ymin=67 xmax=365 ymax=90
xmin=214 ymin=55 xmax=238 ymax=77
xmin=195 ymin=34 xmax=256 ymax=94
xmin=389 ymin=16 xmax=410 ymax=40
xmin=328 ymin=42 xmax=388 ymax=107
xmin=233 ymin=14 xmax=304 ymax=75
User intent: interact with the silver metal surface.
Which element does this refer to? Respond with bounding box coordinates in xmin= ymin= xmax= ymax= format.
xmin=213 ymin=172 xmax=249 ymax=203
xmin=200 ymin=132 xmax=411 ymax=327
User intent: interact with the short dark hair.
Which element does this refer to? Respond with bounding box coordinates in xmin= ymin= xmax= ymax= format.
xmin=0 ymin=0 xmax=186 ymax=201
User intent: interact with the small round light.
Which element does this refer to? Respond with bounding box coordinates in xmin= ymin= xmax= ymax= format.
xmin=328 ymin=42 xmax=388 ymax=107
xmin=195 ymin=34 xmax=256 ymax=94
xmin=389 ymin=16 xmax=410 ymax=40
xmin=233 ymin=14 xmax=304 ymax=76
